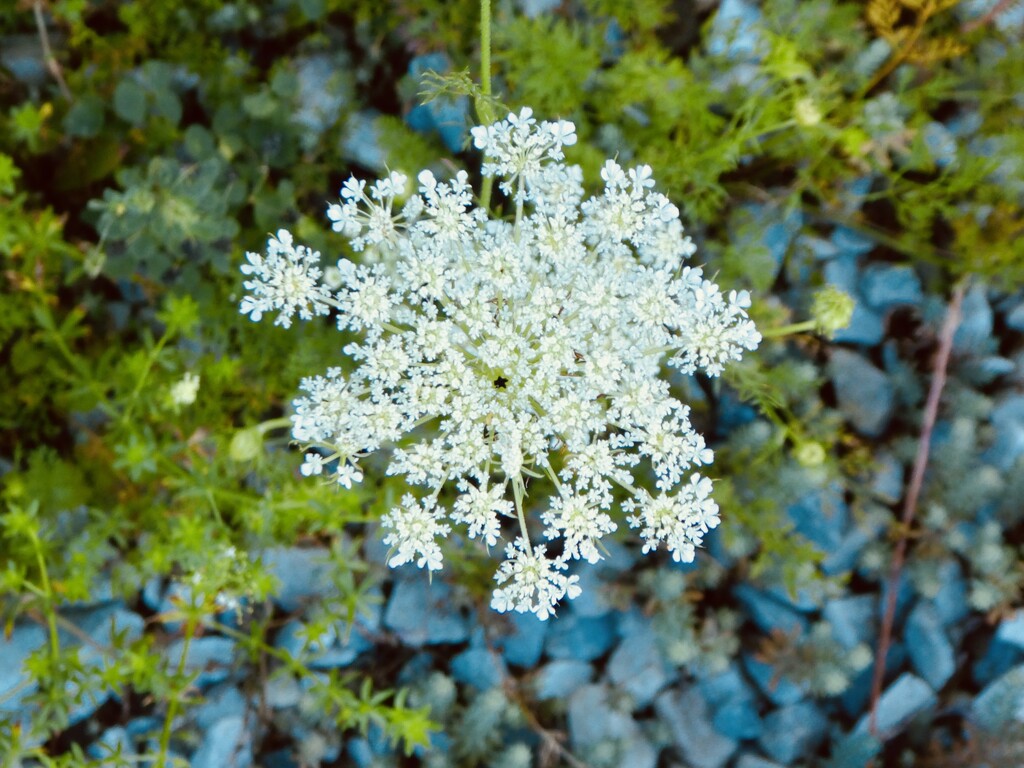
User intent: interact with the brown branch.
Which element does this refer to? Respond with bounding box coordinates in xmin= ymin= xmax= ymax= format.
xmin=868 ymin=280 xmax=967 ymax=737
xmin=32 ymin=0 xmax=72 ymax=101
xmin=961 ymin=0 xmax=1020 ymax=33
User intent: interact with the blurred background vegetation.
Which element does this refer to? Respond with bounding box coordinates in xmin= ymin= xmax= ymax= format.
xmin=1 ymin=0 xmax=1023 ymax=765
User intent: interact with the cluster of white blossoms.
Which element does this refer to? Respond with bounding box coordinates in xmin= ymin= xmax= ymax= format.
xmin=239 ymin=107 xmax=761 ymax=620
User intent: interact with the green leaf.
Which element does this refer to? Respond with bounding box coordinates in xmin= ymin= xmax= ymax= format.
xmin=63 ymin=94 xmax=106 ymax=138
xmin=114 ymin=79 xmax=148 ymax=126
xmin=297 ymin=0 xmax=326 ymax=22
xmin=151 ymin=87 xmax=182 ymax=125
xmin=0 ymin=153 xmax=20 ymax=195
xmin=242 ymin=91 xmax=278 ymax=120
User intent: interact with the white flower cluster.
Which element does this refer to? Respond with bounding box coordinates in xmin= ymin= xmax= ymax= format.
xmin=239 ymin=107 xmax=761 ymax=620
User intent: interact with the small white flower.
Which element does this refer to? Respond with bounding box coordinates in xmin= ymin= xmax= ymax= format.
xmin=382 ymin=494 xmax=451 ymax=571
xmin=451 ymin=481 xmax=511 ymax=548
xmin=240 ymin=229 xmax=333 ymax=328
xmin=491 ymin=539 xmax=578 ymax=620
xmin=169 ymin=372 xmax=200 ymax=407
xmin=336 ymin=462 xmax=364 ymax=488
xmin=300 ymin=453 xmax=325 ymax=477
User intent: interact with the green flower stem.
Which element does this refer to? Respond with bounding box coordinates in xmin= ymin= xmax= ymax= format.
xmin=512 ymin=475 xmax=532 ymax=556
xmin=257 ymin=416 xmax=293 ymax=434
xmin=760 ymin=319 xmax=818 ymax=338
xmin=479 ymin=0 xmax=494 ymax=212
xmin=121 ymin=330 xmax=172 ymax=426
xmin=27 ymin=528 xmax=61 ymax=667
xmin=158 ymin=614 xmax=198 ymax=765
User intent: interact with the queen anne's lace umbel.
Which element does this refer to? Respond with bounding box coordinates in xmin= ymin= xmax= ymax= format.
xmin=239 ymin=107 xmax=761 ymax=619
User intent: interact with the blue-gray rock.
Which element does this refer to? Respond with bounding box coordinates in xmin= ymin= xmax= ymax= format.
xmin=191 ymin=715 xmax=251 ymax=768
xmin=870 ymin=451 xmax=905 ymax=504
xmin=293 ymin=54 xmax=352 ymax=145
xmin=735 ymin=756 xmax=784 ymax=768
xmin=451 ymin=647 xmax=506 ymax=690
xmin=264 ymin=674 xmax=302 ymax=709
xmin=568 ymin=684 xmax=646 ymax=755
xmin=712 ymin=697 xmax=762 ymax=742
xmin=906 ymin=602 xmax=955 ymax=691
xmin=655 ymin=687 xmax=737 ymax=768
xmin=518 ymin=0 xmax=562 ymax=17
xmin=607 ymin=611 xmax=671 ymax=707
xmin=822 ymin=527 xmax=873 ymax=576
xmin=953 ymin=284 xmax=993 ymax=352
xmin=841 ymin=643 xmax=906 ymax=718
xmin=829 ymin=349 xmax=895 ymax=437
xmin=347 ymin=737 xmax=375 ymax=768
xmin=533 ymin=660 xmax=594 ymax=701
xmin=716 ymin=389 xmax=758 ymax=433
xmin=823 ymin=731 xmax=881 ymax=768
xmin=972 ymin=663 xmax=1024 ymax=731
xmin=545 ymin=613 xmax=617 ymax=661
xmin=568 ymin=564 xmax=615 ymax=619
xmin=698 ymin=664 xmax=751 ymax=708
xmin=0 ymin=624 xmax=47 ymax=710
xmin=493 ymin=611 xmax=547 ymax=668
xmin=164 ymin=636 xmax=235 ymax=688
xmin=262 ymin=546 xmax=338 ymax=612
xmin=260 ymin=749 xmax=298 ymax=768
xmin=804 ymin=234 xmax=838 ymax=260
xmin=760 ymin=701 xmax=828 ymax=764
xmin=125 ymin=716 xmax=161 ymax=739
xmin=707 ymin=0 xmax=763 ymax=59
xmin=743 ymin=654 xmax=805 ymax=706
xmin=405 ymin=54 xmax=469 ymax=153
xmin=0 ymin=35 xmax=48 ymax=86
xmin=193 ymin=685 xmax=247 ymax=731
xmin=1007 ymin=300 xmax=1024 ymax=332
xmin=832 ymin=226 xmax=875 ymax=257
xmin=788 ymin=482 xmax=849 ymax=555
xmin=698 ymin=664 xmax=761 ymax=740
xmin=832 ymin=302 xmax=885 ymax=346
xmin=984 ymin=395 xmax=1024 ymax=471
xmin=861 ymin=265 xmax=923 ymax=311
xmin=922 ymin=122 xmax=958 ymax=168
xmin=823 ymin=595 xmax=876 ymax=650
xmin=142 ymin=577 xmax=163 ymax=614
xmin=573 ymin=540 xmax=634 ymax=618
xmin=931 ymin=560 xmax=969 ymax=627
xmin=973 ymin=638 xmax=1023 ymax=687
xmin=383 ymin=576 xmax=468 ymax=647
xmin=963 ymin=355 xmax=1016 ymax=386
xmin=311 ymin=623 xmax=373 ymax=669
xmin=996 ymin=612 xmax=1024 ymax=650
xmin=824 ymin=254 xmax=859 ymax=292
xmin=341 ymin=111 xmax=386 ymax=172
xmin=734 ymin=585 xmax=808 ymax=635
xmin=878 ymin=571 xmax=915 ymax=627
xmin=854 ymin=673 xmax=936 ymax=735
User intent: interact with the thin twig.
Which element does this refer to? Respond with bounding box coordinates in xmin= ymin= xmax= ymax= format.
xmin=868 ymin=280 xmax=967 ymax=737
xmin=961 ymin=0 xmax=1019 ymax=33
xmin=32 ymin=0 xmax=72 ymax=101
